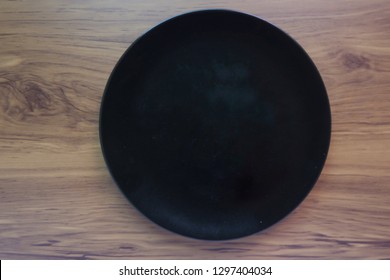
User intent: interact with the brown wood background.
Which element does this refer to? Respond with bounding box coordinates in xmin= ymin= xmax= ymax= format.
xmin=1 ymin=0 xmax=389 ymax=259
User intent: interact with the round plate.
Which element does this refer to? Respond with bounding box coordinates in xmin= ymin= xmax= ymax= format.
xmin=100 ymin=10 xmax=331 ymax=240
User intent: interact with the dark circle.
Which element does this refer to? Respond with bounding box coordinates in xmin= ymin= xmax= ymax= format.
xmin=100 ymin=10 xmax=331 ymax=240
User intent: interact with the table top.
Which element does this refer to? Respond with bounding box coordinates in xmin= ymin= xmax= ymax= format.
xmin=1 ymin=0 xmax=389 ymax=259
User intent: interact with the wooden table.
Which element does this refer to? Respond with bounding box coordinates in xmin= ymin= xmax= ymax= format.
xmin=1 ymin=0 xmax=389 ymax=259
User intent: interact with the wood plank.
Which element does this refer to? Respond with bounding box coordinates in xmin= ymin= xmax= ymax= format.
xmin=1 ymin=0 xmax=389 ymax=259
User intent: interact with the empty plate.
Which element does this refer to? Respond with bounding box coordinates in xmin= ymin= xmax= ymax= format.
xmin=99 ymin=10 xmax=331 ymax=240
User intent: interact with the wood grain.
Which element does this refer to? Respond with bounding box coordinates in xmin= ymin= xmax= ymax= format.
xmin=1 ymin=0 xmax=389 ymax=259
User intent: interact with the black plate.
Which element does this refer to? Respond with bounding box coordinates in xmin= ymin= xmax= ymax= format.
xmin=100 ymin=10 xmax=331 ymax=240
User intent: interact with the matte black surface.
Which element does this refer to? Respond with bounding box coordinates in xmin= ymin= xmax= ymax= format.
xmin=100 ymin=10 xmax=331 ymax=240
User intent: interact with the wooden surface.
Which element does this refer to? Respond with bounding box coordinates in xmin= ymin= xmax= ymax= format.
xmin=1 ymin=0 xmax=389 ymax=259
